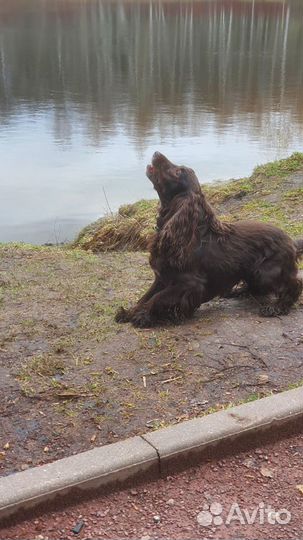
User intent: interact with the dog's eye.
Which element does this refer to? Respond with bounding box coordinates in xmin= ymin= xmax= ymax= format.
xmin=175 ymin=168 xmax=182 ymax=177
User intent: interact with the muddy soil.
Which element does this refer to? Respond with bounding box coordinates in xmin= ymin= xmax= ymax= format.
xmin=0 ymin=244 xmax=302 ymax=477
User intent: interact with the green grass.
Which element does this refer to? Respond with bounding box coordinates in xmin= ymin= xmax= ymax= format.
xmin=282 ymin=188 xmax=303 ymax=202
xmin=287 ymin=380 xmax=303 ymax=390
xmin=18 ymin=354 xmax=66 ymax=379
xmin=253 ymin=152 xmax=303 ymax=178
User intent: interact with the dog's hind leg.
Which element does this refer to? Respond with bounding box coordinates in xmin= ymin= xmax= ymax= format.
xmin=266 ymin=275 xmax=302 ymax=316
xmin=256 ymin=263 xmax=303 ymax=317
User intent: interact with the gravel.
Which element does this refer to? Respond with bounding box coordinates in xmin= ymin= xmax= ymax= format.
xmin=1 ymin=430 xmax=303 ymax=539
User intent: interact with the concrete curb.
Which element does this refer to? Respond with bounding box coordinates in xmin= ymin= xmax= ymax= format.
xmin=0 ymin=436 xmax=158 ymax=520
xmin=1 ymin=387 xmax=303 ymax=520
xmin=142 ymin=385 xmax=303 ymax=473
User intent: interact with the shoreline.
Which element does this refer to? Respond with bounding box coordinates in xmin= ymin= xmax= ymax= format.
xmin=1 ymin=152 xmax=302 ymax=250
xmin=73 ymin=152 xmax=303 ymax=253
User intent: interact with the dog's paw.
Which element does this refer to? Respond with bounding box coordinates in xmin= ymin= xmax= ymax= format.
xmin=259 ymin=305 xmax=279 ymax=317
xmin=131 ymin=311 xmax=154 ymax=328
xmin=115 ymin=306 xmax=130 ymax=323
xmin=275 ymin=305 xmax=291 ymax=316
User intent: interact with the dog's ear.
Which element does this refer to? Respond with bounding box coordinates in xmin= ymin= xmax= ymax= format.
xmin=158 ymin=193 xmax=201 ymax=269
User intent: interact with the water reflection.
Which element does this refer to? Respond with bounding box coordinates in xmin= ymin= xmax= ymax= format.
xmin=0 ymin=0 xmax=302 ymax=243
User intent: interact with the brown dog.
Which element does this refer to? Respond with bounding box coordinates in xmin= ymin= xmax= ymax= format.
xmin=116 ymin=152 xmax=303 ymax=327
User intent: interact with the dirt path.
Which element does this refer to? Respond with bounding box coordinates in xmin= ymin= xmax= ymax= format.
xmin=0 ymin=243 xmax=302 ymax=477
xmin=1 ymin=430 xmax=303 ymax=539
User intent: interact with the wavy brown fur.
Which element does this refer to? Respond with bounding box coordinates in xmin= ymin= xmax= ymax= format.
xmin=116 ymin=152 xmax=303 ymax=328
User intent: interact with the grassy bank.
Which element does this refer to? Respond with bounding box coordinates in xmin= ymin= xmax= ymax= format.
xmin=75 ymin=152 xmax=303 ymax=252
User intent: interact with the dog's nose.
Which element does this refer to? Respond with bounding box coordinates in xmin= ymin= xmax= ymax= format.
xmin=152 ymin=151 xmax=167 ymax=167
xmin=153 ymin=151 xmax=162 ymax=160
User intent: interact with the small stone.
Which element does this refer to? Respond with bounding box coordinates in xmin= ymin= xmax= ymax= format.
xmin=72 ymin=521 xmax=84 ymax=535
xmin=130 ymin=489 xmax=138 ymax=496
xmin=243 ymin=458 xmax=257 ymax=469
xmin=95 ymin=509 xmax=109 ymax=517
xmin=141 ymin=535 xmax=151 ymax=540
xmin=260 ymin=466 xmax=274 ymax=478
xmin=153 ymin=515 xmax=161 ymax=524
xmin=166 ymin=498 xmax=175 ymax=506
xmin=20 ymin=463 xmax=30 ymax=471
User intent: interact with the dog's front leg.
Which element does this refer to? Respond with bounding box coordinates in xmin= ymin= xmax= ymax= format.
xmin=115 ymin=276 xmax=165 ymax=323
xmin=129 ymin=275 xmax=209 ymax=328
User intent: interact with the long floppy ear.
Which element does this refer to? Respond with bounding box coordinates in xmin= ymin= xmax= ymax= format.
xmin=158 ymin=193 xmax=202 ymax=269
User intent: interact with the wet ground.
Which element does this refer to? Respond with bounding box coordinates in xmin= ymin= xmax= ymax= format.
xmin=0 ymin=244 xmax=302 ymax=477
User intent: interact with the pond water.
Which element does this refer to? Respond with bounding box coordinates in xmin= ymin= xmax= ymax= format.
xmin=0 ymin=0 xmax=302 ymax=243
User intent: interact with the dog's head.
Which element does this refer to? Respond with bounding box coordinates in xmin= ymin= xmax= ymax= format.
xmin=146 ymin=152 xmax=201 ymax=204
xmin=146 ymin=152 xmax=206 ymax=269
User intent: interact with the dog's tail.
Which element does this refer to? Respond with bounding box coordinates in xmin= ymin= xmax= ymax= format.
xmin=295 ymin=238 xmax=303 ymax=258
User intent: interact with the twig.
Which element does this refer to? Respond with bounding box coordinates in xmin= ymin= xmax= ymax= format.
xmin=217 ymin=342 xmax=268 ymax=369
xmin=102 ymin=186 xmax=114 ymax=217
xmin=160 ymin=376 xmax=182 ymax=385
xmin=201 ymin=364 xmax=257 ymax=384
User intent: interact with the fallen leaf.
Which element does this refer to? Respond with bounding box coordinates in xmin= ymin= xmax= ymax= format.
xmin=43 ymin=446 xmax=49 ymax=453
xmin=257 ymin=374 xmax=269 ymax=385
xmin=90 ymin=433 xmax=97 ymax=443
xmin=3 ymin=442 xmax=10 ymax=450
xmin=260 ymin=466 xmax=274 ymax=478
xmin=296 ymin=485 xmax=303 ymax=495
